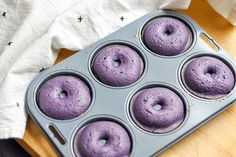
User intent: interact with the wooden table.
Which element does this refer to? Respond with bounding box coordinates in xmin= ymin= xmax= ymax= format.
xmin=17 ymin=0 xmax=236 ymax=156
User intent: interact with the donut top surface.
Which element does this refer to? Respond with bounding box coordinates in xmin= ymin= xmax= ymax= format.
xmin=130 ymin=87 xmax=185 ymax=133
xmin=143 ymin=17 xmax=192 ymax=56
xmin=38 ymin=75 xmax=91 ymax=120
xmin=74 ymin=121 xmax=131 ymax=157
xmin=183 ymin=56 xmax=235 ymax=98
xmin=92 ymin=44 xmax=144 ymax=87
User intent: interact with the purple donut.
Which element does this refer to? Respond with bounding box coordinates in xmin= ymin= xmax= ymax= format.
xmin=143 ymin=17 xmax=192 ymax=56
xmin=130 ymin=87 xmax=185 ymax=133
xmin=92 ymin=44 xmax=144 ymax=87
xmin=38 ymin=75 xmax=91 ymax=120
xmin=74 ymin=121 xmax=131 ymax=157
xmin=182 ymin=56 xmax=235 ymax=98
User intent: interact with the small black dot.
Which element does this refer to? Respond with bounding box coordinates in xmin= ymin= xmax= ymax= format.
xmin=39 ymin=67 xmax=47 ymax=72
xmin=2 ymin=12 xmax=6 ymax=17
xmin=40 ymin=68 xmax=45 ymax=72
xmin=120 ymin=16 xmax=124 ymax=21
xmin=16 ymin=102 xmax=20 ymax=107
xmin=7 ymin=41 xmax=13 ymax=46
xmin=78 ymin=16 xmax=83 ymax=22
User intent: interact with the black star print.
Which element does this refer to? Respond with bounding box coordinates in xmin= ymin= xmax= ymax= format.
xmin=78 ymin=16 xmax=83 ymax=22
xmin=120 ymin=16 xmax=124 ymax=21
xmin=2 ymin=12 xmax=6 ymax=17
xmin=39 ymin=67 xmax=47 ymax=72
xmin=16 ymin=102 xmax=20 ymax=107
xmin=7 ymin=41 xmax=13 ymax=46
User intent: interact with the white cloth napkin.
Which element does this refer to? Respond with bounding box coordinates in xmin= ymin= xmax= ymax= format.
xmin=0 ymin=0 xmax=234 ymax=139
xmin=208 ymin=0 xmax=236 ymax=25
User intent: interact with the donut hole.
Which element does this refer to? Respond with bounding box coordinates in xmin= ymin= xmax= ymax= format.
xmin=113 ymin=59 xmax=122 ymax=67
xmin=98 ymin=135 xmax=109 ymax=146
xmin=164 ymin=29 xmax=172 ymax=35
xmin=151 ymin=101 xmax=163 ymax=111
xmin=163 ymin=25 xmax=174 ymax=36
xmin=205 ymin=67 xmax=217 ymax=76
xmin=59 ymin=90 xmax=68 ymax=99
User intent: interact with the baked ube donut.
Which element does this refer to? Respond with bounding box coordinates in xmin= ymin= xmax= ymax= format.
xmin=38 ymin=75 xmax=91 ymax=120
xmin=92 ymin=44 xmax=144 ymax=87
xmin=182 ymin=56 xmax=235 ymax=99
xmin=143 ymin=17 xmax=192 ymax=56
xmin=130 ymin=87 xmax=185 ymax=133
xmin=74 ymin=121 xmax=131 ymax=157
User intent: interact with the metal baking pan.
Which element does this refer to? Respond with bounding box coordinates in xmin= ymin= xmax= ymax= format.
xmin=26 ymin=9 xmax=236 ymax=157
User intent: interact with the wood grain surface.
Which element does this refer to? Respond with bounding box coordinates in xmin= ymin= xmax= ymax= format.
xmin=17 ymin=0 xmax=236 ymax=156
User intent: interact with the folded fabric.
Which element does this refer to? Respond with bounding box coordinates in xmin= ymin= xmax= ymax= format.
xmin=208 ymin=0 xmax=236 ymax=25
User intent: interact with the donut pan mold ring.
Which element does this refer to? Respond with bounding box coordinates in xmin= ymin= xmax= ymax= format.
xmin=26 ymin=10 xmax=236 ymax=157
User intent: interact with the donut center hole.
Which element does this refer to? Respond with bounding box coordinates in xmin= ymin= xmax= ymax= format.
xmin=206 ymin=67 xmax=216 ymax=75
xmin=152 ymin=101 xmax=162 ymax=111
xmin=113 ymin=59 xmax=121 ymax=67
xmin=59 ymin=90 xmax=68 ymax=99
xmin=164 ymin=29 xmax=172 ymax=35
xmin=163 ymin=25 xmax=174 ymax=36
xmin=98 ymin=136 xmax=109 ymax=146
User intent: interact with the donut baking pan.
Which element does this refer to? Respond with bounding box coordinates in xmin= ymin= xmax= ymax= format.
xmin=26 ymin=9 xmax=236 ymax=157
